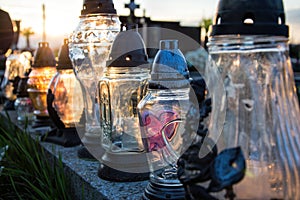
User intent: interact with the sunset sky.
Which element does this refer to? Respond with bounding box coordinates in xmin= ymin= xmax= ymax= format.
xmin=0 ymin=0 xmax=299 ymax=49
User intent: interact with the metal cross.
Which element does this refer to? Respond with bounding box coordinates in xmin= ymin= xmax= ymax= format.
xmin=125 ymin=0 xmax=140 ymax=19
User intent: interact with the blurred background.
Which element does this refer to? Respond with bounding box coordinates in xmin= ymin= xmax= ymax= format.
xmin=0 ymin=0 xmax=299 ymax=50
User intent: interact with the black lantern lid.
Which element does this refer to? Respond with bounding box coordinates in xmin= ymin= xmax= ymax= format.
xmin=106 ymin=27 xmax=148 ymax=68
xmin=32 ymin=42 xmax=56 ymax=68
xmin=57 ymin=39 xmax=73 ymax=70
xmin=211 ymin=0 xmax=289 ymax=37
xmin=81 ymin=0 xmax=116 ymax=15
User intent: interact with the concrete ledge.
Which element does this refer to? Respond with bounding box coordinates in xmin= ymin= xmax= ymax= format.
xmin=0 ymin=109 xmax=148 ymax=200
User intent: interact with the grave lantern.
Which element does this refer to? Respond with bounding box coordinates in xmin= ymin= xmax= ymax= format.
xmin=69 ymin=0 xmax=121 ymax=159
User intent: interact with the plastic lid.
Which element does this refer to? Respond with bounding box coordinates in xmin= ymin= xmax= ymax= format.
xmin=211 ymin=0 xmax=289 ymax=37
xmin=32 ymin=42 xmax=56 ymax=68
xmin=57 ymin=39 xmax=73 ymax=70
xmin=106 ymin=28 xmax=148 ymax=67
xmin=149 ymin=40 xmax=190 ymax=89
xmin=81 ymin=0 xmax=117 ymax=15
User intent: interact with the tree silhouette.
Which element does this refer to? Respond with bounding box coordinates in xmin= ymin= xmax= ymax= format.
xmin=200 ymin=18 xmax=212 ymax=50
xmin=22 ymin=27 xmax=35 ymax=50
xmin=200 ymin=18 xmax=213 ymax=34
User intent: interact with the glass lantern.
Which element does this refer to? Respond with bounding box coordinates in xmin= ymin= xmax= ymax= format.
xmin=181 ymin=0 xmax=300 ymax=199
xmin=69 ymin=0 xmax=121 ymax=159
xmin=138 ymin=40 xmax=197 ymax=199
xmin=98 ymin=29 xmax=150 ymax=181
xmin=1 ymin=50 xmax=31 ymax=110
xmin=14 ymin=75 xmax=35 ymax=123
xmin=42 ymin=39 xmax=84 ymax=147
xmin=27 ymin=42 xmax=57 ymax=127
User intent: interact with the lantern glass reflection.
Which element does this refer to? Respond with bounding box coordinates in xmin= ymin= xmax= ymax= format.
xmin=48 ymin=69 xmax=84 ymax=127
xmin=1 ymin=50 xmax=31 ymax=101
xmin=27 ymin=67 xmax=57 ymax=116
xmin=14 ymin=76 xmax=35 ymax=122
xmin=27 ymin=42 xmax=56 ymax=118
xmin=96 ymin=29 xmax=151 ymax=181
xmin=100 ymin=66 xmax=149 ymax=152
xmin=69 ymin=14 xmax=121 ymax=78
xmin=99 ymin=29 xmax=150 ymax=153
xmin=208 ymin=35 xmax=300 ymax=199
xmin=138 ymin=40 xmax=195 ymax=199
xmin=69 ymin=0 xmax=121 ymax=159
xmin=197 ymin=0 xmax=300 ymax=199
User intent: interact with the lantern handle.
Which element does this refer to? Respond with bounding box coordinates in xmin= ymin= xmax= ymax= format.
xmin=161 ymin=118 xmax=184 ymax=167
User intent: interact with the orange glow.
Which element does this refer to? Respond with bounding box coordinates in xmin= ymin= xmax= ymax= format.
xmin=27 ymin=66 xmax=57 ymax=116
xmin=49 ymin=69 xmax=84 ymax=127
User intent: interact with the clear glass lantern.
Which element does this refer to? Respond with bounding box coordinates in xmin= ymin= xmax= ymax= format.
xmin=98 ymin=29 xmax=150 ymax=181
xmin=1 ymin=50 xmax=31 ymax=103
xmin=190 ymin=0 xmax=300 ymax=199
xmin=42 ymin=39 xmax=84 ymax=147
xmin=138 ymin=40 xmax=197 ymax=199
xmin=27 ymin=42 xmax=57 ymax=125
xmin=68 ymin=0 xmax=121 ymax=159
xmin=48 ymin=69 xmax=84 ymax=128
xmin=14 ymin=76 xmax=35 ymax=123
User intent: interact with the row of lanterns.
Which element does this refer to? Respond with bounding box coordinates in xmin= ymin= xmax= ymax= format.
xmin=1 ymin=0 xmax=300 ymax=199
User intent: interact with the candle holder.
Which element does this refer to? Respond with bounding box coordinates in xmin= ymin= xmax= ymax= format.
xmin=1 ymin=50 xmax=31 ymax=110
xmin=177 ymin=0 xmax=300 ymax=199
xmin=27 ymin=42 xmax=57 ymax=128
xmin=14 ymin=74 xmax=35 ymax=124
xmin=138 ymin=40 xmax=198 ymax=199
xmin=98 ymin=28 xmax=150 ymax=182
xmin=69 ymin=0 xmax=121 ymax=160
xmin=42 ymin=39 xmax=84 ymax=147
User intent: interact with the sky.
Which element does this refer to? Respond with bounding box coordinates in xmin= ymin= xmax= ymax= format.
xmin=0 ymin=0 xmax=300 ymax=49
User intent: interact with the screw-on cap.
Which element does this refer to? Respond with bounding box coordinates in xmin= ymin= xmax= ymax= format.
xmin=57 ymin=39 xmax=73 ymax=70
xmin=106 ymin=28 xmax=148 ymax=68
xmin=211 ymin=0 xmax=289 ymax=37
xmin=149 ymin=40 xmax=190 ymax=89
xmin=32 ymin=42 xmax=56 ymax=68
xmin=81 ymin=0 xmax=117 ymax=15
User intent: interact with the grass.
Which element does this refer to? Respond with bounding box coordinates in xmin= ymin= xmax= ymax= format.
xmin=0 ymin=113 xmax=71 ymax=200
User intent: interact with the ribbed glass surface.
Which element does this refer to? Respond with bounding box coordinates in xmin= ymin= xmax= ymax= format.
xmin=206 ymin=35 xmax=300 ymax=199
